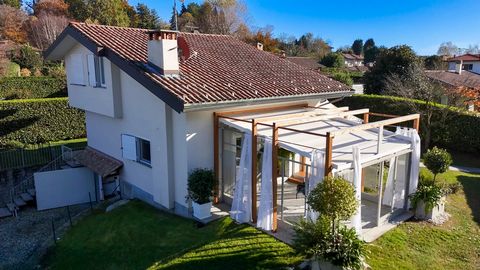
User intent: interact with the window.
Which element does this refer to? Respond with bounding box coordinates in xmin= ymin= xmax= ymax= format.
xmin=137 ymin=138 xmax=151 ymax=165
xmin=121 ymin=134 xmax=151 ymax=166
xmin=87 ymin=55 xmax=106 ymax=87
xmin=463 ymin=64 xmax=473 ymax=71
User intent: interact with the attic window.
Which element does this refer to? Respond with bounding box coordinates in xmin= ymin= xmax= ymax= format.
xmin=87 ymin=55 xmax=106 ymax=88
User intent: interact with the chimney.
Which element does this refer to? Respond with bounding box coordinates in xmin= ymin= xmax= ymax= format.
xmin=256 ymin=42 xmax=264 ymax=51
xmin=456 ymin=59 xmax=463 ymax=75
xmin=148 ymin=30 xmax=180 ymax=76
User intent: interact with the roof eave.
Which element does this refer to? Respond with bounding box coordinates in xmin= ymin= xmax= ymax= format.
xmin=44 ymin=25 xmax=103 ymax=60
xmin=183 ymin=90 xmax=355 ymax=112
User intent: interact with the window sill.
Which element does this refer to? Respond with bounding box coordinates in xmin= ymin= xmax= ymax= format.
xmin=137 ymin=160 xmax=152 ymax=168
xmin=70 ymin=83 xmax=86 ymax=86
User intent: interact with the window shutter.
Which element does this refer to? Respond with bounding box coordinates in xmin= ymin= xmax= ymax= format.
xmin=87 ymin=54 xmax=97 ymax=87
xmin=121 ymin=134 xmax=137 ymax=161
xmin=67 ymin=54 xmax=85 ymax=85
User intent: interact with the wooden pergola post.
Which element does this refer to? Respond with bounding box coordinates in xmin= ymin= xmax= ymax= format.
xmin=272 ymin=122 xmax=278 ymax=232
xmin=363 ymin=112 xmax=369 ymax=124
xmin=251 ymin=119 xmax=258 ymax=223
xmin=413 ymin=116 xmax=420 ymax=132
xmin=213 ymin=112 xmax=220 ymax=204
xmin=324 ymin=132 xmax=333 ymax=177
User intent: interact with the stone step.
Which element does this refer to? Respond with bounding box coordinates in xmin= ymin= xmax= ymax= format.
xmin=0 ymin=207 xmax=12 ymax=218
xmin=27 ymin=188 xmax=36 ymax=197
xmin=13 ymin=197 xmax=26 ymax=207
xmin=6 ymin=203 xmax=17 ymax=213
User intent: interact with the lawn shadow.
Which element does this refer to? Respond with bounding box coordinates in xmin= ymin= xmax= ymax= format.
xmin=458 ymin=175 xmax=480 ymax=225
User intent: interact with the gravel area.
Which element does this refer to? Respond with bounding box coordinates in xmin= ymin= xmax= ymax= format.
xmin=0 ymin=203 xmax=91 ymax=270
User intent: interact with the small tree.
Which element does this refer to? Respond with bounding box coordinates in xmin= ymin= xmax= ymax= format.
xmin=351 ymin=39 xmax=363 ymax=55
xmin=320 ymin=52 xmax=344 ymax=68
xmin=186 ymin=168 xmax=215 ymax=204
xmin=294 ymin=176 xmax=364 ymax=269
xmin=423 ymin=147 xmax=452 ymax=182
xmin=308 ymin=176 xmax=358 ymax=233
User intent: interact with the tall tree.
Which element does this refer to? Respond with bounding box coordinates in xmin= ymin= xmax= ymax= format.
xmin=364 ymin=45 xmax=419 ymax=94
xmin=28 ymin=12 xmax=68 ymax=50
xmin=437 ymin=41 xmax=459 ymax=56
xmin=64 ymin=0 xmax=88 ymax=21
xmin=169 ymin=0 xmax=178 ymax=30
xmin=135 ymin=3 xmax=159 ymax=29
xmin=363 ymin=38 xmax=378 ymax=63
xmin=86 ymin=0 xmax=131 ymax=27
xmin=0 ymin=4 xmax=28 ymax=43
xmin=33 ymin=0 xmax=69 ymax=16
xmin=351 ymin=39 xmax=363 ymax=55
xmin=0 ymin=0 xmax=21 ymax=8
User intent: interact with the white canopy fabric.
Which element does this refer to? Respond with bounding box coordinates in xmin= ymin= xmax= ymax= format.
xmin=306 ymin=149 xmax=325 ymax=221
xmin=220 ymin=107 xmax=412 ymax=171
xmin=352 ymin=146 xmax=362 ymax=235
xmin=382 ymin=157 xmax=397 ymax=207
xmin=230 ymin=133 xmax=252 ymax=223
xmin=257 ymin=138 xmax=273 ymax=231
xmin=409 ymin=129 xmax=421 ymax=195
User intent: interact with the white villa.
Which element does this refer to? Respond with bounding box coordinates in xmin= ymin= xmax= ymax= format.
xmin=45 ymin=23 xmax=421 ymax=241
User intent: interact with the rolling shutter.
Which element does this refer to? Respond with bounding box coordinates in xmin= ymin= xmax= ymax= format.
xmin=121 ymin=134 xmax=137 ymax=161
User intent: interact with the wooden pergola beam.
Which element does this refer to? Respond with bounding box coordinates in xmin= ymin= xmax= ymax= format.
xmin=277 ymin=109 xmax=370 ymax=127
xmin=251 ymin=119 xmax=258 ymax=223
xmin=272 ymin=122 xmax=279 ymax=232
xmin=255 ymin=106 xmax=349 ymax=123
xmin=217 ymin=103 xmax=308 ymax=116
xmin=330 ymin=114 xmax=420 ymax=137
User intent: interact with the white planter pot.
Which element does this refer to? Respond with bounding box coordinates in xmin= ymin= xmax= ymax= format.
xmin=415 ymin=196 xmax=446 ymax=220
xmin=192 ymin=201 xmax=212 ymax=220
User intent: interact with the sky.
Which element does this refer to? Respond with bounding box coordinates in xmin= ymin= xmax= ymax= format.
xmin=130 ymin=0 xmax=480 ymax=55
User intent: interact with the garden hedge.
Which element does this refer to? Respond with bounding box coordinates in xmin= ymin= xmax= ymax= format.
xmin=0 ymin=76 xmax=67 ymax=100
xmin=0 ymin=98 xmax=85 ymax=148
xmin=337 ymin=95 xmax=480 ymax=155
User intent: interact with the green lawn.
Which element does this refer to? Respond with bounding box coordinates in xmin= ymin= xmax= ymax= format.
xmin=43 ymin=200 xmax=302 ymax=270
xmin=366 ymin=170 xmax=480 ymax=270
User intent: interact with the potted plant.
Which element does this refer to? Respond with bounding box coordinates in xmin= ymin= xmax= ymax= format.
xmin=293 ymin=176 xmax=366 ymax=270
xmin=411 ymin=147 xmax=452 ymax=221
xmin=186 ymin=168 xmax=215 ymax=220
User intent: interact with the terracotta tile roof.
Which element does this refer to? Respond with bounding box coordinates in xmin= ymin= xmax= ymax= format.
xmin=425 ymin=70 xmax=480 ymax=89
xmin=75 ymin=146 xmax=123 ymax=177
xmin=448 ymin=54 xmax=480 ymax=62
xmin=342 ymin=53 xmax=364 ymax=60
xmin=52 ymin=23 xmax=351 ymax=111
xmin=285 ymin=57 xmax=325 ymax=71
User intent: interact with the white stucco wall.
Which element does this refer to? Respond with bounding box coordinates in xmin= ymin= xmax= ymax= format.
xmin=65 ymin=44 xmax=122 ymax=118
xmin=85 ymin=68 xmax=178 ymax=209
xmin=35 ymin=167 xmax=95 ymax=210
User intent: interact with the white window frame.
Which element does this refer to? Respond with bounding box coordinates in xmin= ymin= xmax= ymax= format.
xmin=121 ymin=134 xmax=151 ymax=167
xmin=87 ymin=54 xmax=106 ymax=88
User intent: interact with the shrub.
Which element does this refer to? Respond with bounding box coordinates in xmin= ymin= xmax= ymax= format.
xmin=423 ymin=147 xmax=452 ymax=182
xmin=295 ymin=176 xmax=364 ymax=269
xmin=332 ymin=72 xmax=353 ymax=86
xmin=293 ymin=217 xmax=365 ymax=270
xmin=337 ymin=95 xmax=480 ymax=155
xmin=4 ymin=61 xmax=20 ymax=77
xmin=0 ymin=98 xmax=86 ymax=148
xmin=20 ymin=68 xmax=31 ymax=77
xmin=9 ymin=44 xmax=43 ymax=70
xmin=410 ymin=181 xmax=444 ymax=212
xmin=320 ymin=52 xmax=345 ymax=68
xmin=186 ymin=168 xmax=215 ymax=204
xmin=0 ymin=77 xmax=67 ymax=100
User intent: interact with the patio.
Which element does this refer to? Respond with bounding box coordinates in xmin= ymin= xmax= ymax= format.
xmin=213 ymin=101 xmax=421 ymax=241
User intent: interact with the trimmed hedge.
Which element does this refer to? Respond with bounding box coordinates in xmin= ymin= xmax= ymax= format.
xmin=0 ymin=98 xmax=85 ymax=148
xmin=0 ymin=76 xmax=67 ymax=100
xmin=337 ymin=95 xmax=480 ymax=155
